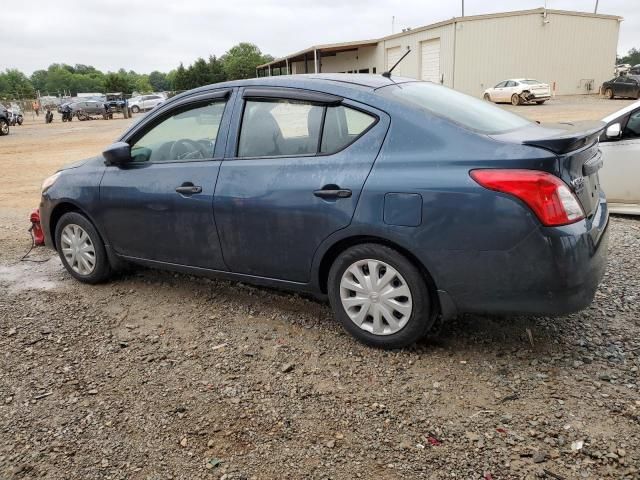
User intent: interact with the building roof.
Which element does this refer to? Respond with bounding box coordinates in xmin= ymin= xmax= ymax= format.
xmin=258 ymin=39 xmax=378 ymax=69
xmin=258 ymin=8 xmax=623 ymax=69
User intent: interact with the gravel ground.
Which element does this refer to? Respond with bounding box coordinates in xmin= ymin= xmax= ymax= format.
xmin=1 ymin=99 xmax=639 ymax=479
xmin=1 ymin=212 xmax=639 ymax=479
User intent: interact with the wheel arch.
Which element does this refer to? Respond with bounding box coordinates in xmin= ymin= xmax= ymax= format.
xmin=48 ymin=201 xmax=104 ymax=249
xmin=317 ymin=235 xmax=441 ymax=315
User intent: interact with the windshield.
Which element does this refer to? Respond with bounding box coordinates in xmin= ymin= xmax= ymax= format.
xmin=379 ymin=82 xmax=531 ymax=134
xmin=520 ymin=79 xmax=542 ymax=85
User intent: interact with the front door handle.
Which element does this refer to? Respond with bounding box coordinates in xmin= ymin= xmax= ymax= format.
xmin=175 ymin=183 xmax=202 ymax=195
xmin=313 ymin=187 xmax=352 ymax=199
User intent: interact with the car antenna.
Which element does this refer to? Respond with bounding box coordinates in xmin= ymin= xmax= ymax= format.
xmin=382 ymin=48 xmax=411 ymax=78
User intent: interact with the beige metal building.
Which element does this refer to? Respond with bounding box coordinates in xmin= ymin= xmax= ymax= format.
xmin=257 ymin=8 xmax=621 ymax=97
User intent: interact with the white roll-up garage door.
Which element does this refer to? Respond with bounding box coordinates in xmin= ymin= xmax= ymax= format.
xmin=386 ymin=46 xmax=402 ymax=71
xmin=420 ymin=38 xmax=441 ymax=83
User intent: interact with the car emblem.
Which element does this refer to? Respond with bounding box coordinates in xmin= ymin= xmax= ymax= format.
xmin=571 ymin=177 xmax=585 ymax=193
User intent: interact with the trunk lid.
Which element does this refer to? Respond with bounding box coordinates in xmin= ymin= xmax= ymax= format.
xmin=491 ymin=121 xmax=606 ymax=218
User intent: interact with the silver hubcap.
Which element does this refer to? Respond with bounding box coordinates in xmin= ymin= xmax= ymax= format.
xmin=1 ymin=122 xmax=8 ymax=134
xmin=60 ymin=224 xmax=96 ymax=275
xmin=340 ymin=259 xmax=413 ymax=336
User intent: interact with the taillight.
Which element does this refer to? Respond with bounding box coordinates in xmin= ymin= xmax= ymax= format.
xmin=470 ymin=169 xmax=584 ymax=226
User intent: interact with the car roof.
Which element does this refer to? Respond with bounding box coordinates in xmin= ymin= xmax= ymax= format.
xmin=182 ymin=74 xmax=416 ymax=97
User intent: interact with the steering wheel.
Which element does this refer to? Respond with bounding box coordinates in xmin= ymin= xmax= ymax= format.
xmin=169 ymin=138 xmax=208 ymax=160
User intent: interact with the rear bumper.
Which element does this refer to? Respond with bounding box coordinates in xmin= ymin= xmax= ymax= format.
xmin=442 ymin=194 xmax=609 ymax=316
xmin=524 ymin=92 xmax=551 ymax=101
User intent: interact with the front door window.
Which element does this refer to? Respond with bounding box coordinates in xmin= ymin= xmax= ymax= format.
xmin=130 ymin=101 xmax=226 ymax=162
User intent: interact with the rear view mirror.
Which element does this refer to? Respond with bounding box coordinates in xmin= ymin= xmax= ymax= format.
xmin=605 ymin=123 xmax=621 ymax=139
xmin=103 ymin=141 xmax=132 ymax=166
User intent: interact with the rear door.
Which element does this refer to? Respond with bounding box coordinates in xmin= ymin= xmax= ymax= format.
xmin=214 ymin=87 xmax=390 ymax=282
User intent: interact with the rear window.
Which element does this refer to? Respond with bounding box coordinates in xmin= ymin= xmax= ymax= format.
xmin=379 ymin=82 xmax=530 ymax=134
xmin=520 ymin=79 xmax=542 ymax=85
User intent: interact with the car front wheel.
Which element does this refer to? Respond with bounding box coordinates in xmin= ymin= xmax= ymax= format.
xmin=511 ymin=93 xmax=522 ymax=106
xmin=483 ymin=93 xmax=491 ymax=102
xmin=55 ymin=212 xmax=111 ymax=284
xmin=605 ymin=88 xmax=614 ymax=99
xmin=131 ymin=106 xmax=140 ymax=113
xmin=328 ymin=243 xmax=434 ymax=349
xmin=0 ymin=119 xmax=9 ymax=135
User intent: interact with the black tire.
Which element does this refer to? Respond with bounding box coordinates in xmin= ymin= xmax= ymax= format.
xmin=483 ymin=93 xmax=491 ymax=102
xmin=511 ymin=93 xmax=522 ymax=106
xmin=0 ymin=119 xmax=9 ymax=136
xmin=55 ymin=212 xmax=111 ymax=284
xmin=535 ymin=100 xmax=546 ymax=105
xmin=17 ymin=116 xmax=23 ymax=125
xmin=605 ymin=88 xmax=614 ymax=99
xmin=327 ymin=243 xmax=434 ymax=349
xmin=131 ymin=105 xmax=140 ymax=113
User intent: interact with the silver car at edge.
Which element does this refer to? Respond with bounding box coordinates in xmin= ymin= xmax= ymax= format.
xmin=599 ymin=101 xmax=640 ymax=215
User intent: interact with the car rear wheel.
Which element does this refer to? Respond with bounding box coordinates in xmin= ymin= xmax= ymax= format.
xmin=605 ymin=88 xmax=614 ymax=99
xmin=131 ymin=105 xmax=140 ymax=113
xmin=511 ymin=93 xmax=522 ymax=106
xmin=0 ymin=119 xmax=9 ymax=135
xmin=55 ymin=212 xmax=111 ymax=284
xmin=328 ymin=243 xmax=434 ymax=349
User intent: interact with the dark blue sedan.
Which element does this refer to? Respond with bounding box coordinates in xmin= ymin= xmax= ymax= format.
xmin=39 ymin=74 xmax=609 ymax=348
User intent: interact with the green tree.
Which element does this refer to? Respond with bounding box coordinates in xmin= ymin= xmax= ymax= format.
xmin=104 ymin=72 xmax=130 ymax=94
xmin=221 ymin=43 xmax=272 ymax=80
xmin=30 ymin=70 xmax=48 ymax=93
xmin=135 ymin=74 xmax=153 ymax=93
xmin=173 ymin=63 xmax=188 ymax=90
xmin=186 ymin=58 xmax=213 ymax=88
xmin=620 ymin=48 xmax=640 ymax=66
xmin=208 ymin=55 xmax=226 ymax=84
xmin=166 ymin=69 xmax=177 ymax=90
xmin=44 ymin=65 xmax=75 ymax=95
xmin=148 ymin=70 xmax=169 ymax=91
xmin=0 ymin=69 xmax=35 ymax=97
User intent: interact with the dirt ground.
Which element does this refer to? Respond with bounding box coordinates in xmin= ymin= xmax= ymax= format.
xmin=1 ymin=97 xmax=639 ymax=479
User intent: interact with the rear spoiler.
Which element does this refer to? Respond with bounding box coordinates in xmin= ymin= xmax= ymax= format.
xmin=522 ymin=121 xmax=605 ymax=154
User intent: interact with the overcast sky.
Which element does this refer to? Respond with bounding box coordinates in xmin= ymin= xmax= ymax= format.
xmin=2 ymin=0 xmax=637 ymax=75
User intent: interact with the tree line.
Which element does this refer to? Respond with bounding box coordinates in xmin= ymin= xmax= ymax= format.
xmin=0 ymin=43 xmax=273 ymax=100
xmin=618 ymin=48 xmax=640 ymax=67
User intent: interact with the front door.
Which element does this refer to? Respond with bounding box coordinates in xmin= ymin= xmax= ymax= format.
xmin=98 ymin=91 xmax=232 ymax=269
xmin=214 ymin=88 xmax=389 ymax=282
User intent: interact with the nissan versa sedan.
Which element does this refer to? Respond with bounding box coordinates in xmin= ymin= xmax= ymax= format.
xmin=39 ymin=74 xmax=609 ymax=349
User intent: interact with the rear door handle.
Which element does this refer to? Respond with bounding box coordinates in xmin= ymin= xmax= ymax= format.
xmin=175 ymin=183 xmax=202 ymax=195
xmin=313 ymin=188 xmax=352 ymax=199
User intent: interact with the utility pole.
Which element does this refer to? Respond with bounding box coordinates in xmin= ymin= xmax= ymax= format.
xmin=594 ymin=0 xmax=599 ymax=14
xmin=461 ymin=0 xmax=464 ymax=16
xmin=392 ymin=16 xmax=395 ymax=34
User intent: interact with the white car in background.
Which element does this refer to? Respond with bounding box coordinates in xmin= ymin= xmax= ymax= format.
xmin=599 ymin=101 xmax=640 ymax=215
xmin=128 ymin=94 xmax=165 ymax=113
xmin=483 ymin=79 xmax=551 ymax=106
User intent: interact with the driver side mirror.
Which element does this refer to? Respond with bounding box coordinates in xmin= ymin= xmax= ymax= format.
xmin=103 ymin=141 xmax=132 ymax=166
xmin=605 ymin=123 xmax=622 ymax=140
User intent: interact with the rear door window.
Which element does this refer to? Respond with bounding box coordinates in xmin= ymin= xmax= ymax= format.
xmin=237 ymin=100 xmax=376 ymax=158
xmin=321 ymin=106 xmax=376 ymax=154
xmin=238 ymin=100 xmax=323 ymax=157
